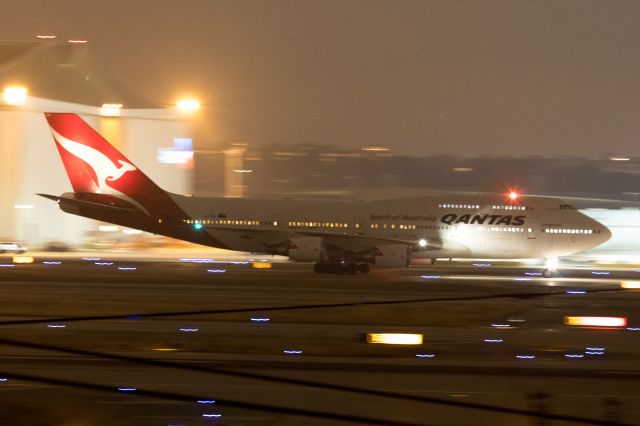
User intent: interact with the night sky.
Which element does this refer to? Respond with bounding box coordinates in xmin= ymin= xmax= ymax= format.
xmin=3 ymin=0 xmax=640 ymax=158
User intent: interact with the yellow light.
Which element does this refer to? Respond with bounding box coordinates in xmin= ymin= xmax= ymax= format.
xmin=366 ymin=333 xmax=423 ymax=345
xmin=362 ymin=146 xmax=389 ymax=152
xmin=564 ymin=316 xmax=627 ymax=327
xmin=101 ymin=103 xmax=123 ymax=116
xmin=68 ymin=39 xmax=88 ymax=44
xmin=252 ymin=261 xmax=272 ymax=269
xmin=36 ymin=35 xmax=56 ymax=39
xmin=621 ymin=281 xmax=640 ymax=289
xmin=3 ymin=86 xmax=28 ymax=105
xmin=176 ymin=98 xmax=200 ymax=112
xmin=13 ymin=256 xmax=34 ymax=264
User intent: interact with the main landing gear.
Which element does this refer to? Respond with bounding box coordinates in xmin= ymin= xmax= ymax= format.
xmin=313 ymin=262 xmax=370 ymax=274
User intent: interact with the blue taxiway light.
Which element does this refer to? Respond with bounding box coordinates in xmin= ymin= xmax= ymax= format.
xmin=126 ymin=315 xmax=143 ymax=319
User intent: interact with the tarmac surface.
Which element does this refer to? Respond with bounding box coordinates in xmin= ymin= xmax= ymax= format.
xmin=0 ymin=253 xmax=639 ymax=425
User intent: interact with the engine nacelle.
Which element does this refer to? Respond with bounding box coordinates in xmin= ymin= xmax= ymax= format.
xmin=374 ymin=244 xmax=411 ymax=268
xmin=288 ymin=237 xmax=324 ymax=262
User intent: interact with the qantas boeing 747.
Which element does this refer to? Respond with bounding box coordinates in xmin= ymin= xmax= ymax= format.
xmin=40 ymin=113 xmax=611 ymax=274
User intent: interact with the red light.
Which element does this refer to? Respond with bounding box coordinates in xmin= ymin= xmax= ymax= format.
xmin=508 ymin=191 xmax=519 ymax=201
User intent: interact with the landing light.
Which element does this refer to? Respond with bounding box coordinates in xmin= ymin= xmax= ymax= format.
xmin=545 ymin=257 xmax=559 ymax=271
xmin=418 ymin=239 xmax=427 ymax=248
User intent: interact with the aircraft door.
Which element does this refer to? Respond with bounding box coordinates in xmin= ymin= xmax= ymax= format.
xmin=527 ymin=224 xmax=537 ymax=239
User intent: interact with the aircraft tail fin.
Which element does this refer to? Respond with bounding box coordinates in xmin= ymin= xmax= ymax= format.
xmin=44 ymin=113 xmax=166 ymax=201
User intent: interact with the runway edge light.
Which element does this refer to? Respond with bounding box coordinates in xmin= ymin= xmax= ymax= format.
xmin=564 ymin=316 xmax=627 ymax=327
xmin=366 ymin=333 xmax=423 ymax=345
xmin=621 ymin=281 xmax=640 ymax=289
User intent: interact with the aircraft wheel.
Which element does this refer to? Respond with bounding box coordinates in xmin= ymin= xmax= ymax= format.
xmin=357 ymin=263 xmax=370 ymax=274
xmin=346 ymin=263 xmax=358 ymax=275
xmin=313 ymin=263 xmax=325 ymax=274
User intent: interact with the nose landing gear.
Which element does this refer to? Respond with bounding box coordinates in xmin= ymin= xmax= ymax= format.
xmin=543 ymin=257 xmax=559 ymax=278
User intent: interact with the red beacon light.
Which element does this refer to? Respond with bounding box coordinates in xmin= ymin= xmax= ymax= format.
xmin=508 ymin=191 xmax=520 ymax=202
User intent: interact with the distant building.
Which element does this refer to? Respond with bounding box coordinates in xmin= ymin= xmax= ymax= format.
xmin=0 ymin=96 xmax=193 ymax=247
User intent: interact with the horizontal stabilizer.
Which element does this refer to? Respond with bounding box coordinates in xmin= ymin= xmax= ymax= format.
xmin=37 ymin=193 xmax=141 ymax=213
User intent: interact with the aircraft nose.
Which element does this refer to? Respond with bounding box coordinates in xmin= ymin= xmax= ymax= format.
xmin=598 ymin=225 xmax=612 ymax=245
xmin=586 ymin=215 xmax=611 ymax=247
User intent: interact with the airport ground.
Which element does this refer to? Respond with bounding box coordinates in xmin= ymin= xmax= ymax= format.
xmin=0 ymin=253 xmax=639 ymax=425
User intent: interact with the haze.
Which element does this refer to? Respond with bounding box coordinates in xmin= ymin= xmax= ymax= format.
xmin=3 ymin=0 xmax=640 ymax=157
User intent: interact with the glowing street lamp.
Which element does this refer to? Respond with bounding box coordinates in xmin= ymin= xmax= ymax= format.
xmin=101 ymin=103 xmax=123 ymax=116
xmin=176 ymin=98 xmax=200 ymax=112
xmin=2 ymin=86 xmax=28 ymax=105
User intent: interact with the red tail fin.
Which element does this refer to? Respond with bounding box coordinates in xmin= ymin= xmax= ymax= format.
xmin=45 ymin=113 xmax=165 ymax=200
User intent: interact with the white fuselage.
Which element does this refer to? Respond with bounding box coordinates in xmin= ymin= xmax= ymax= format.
xmin=173 ymin=194 xmax=611 ymax=260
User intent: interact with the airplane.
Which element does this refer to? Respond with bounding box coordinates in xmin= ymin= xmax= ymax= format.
xmin=39 ymin=113 xmax=611 ymax=275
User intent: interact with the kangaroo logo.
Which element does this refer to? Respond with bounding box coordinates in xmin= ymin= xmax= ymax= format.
xmin=51 ymin=128 xmax=137 ymax=192
xmin=50 ymin=128 xmax=150 ymax=215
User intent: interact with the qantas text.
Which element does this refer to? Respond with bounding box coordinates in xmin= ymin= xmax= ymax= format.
xmin=441 ymin=214 xmax=525 ymax=226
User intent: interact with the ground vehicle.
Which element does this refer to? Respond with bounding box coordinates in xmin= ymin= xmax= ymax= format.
xmin=0 ymin=242 xmax=27 ymax=254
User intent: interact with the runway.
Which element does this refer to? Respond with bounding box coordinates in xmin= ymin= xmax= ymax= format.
xmin=0 ymin=255 xmax=639 ymax=425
